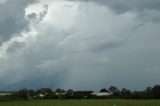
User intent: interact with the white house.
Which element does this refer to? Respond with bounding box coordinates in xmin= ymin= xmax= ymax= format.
xmin=91 ymin=92 xmax=112 ymax=96
xmin=55 ymin=92 xmax=66 ymax=95
xmin=38 ymin=94 xmax=45 ymax=98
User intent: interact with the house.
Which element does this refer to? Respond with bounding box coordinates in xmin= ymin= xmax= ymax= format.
xmin=91 ymin=92 xmax=112 ymax=97
xmin=55 ymin=92 xmax=66 ymax=95
xmin=38 ymin=94 xmax=45 ymax=98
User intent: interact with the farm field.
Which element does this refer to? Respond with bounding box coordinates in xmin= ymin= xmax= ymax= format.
xmin=0 ymin=99 xmax=160 ymax=106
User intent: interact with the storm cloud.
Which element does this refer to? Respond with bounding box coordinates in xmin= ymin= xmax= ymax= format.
xmin=0 ymin=0 xmax=38 ymax=43
xmin=74 ymin=0 xmax=160 ymax=23
xmin=81 ymin=0 xmax=160 ymax=12
xmin=0 ymin=0 xmax=160 ymax=91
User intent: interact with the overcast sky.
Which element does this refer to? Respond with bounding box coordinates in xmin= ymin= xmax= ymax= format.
xmin=0 ymin=0 xmax=160 ymax=91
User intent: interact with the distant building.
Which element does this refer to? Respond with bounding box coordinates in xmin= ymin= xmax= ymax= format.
xmin=0 ymin=92 xmax=12 ymax=96
xmin=38 ymin=94 xmax=45 ymax=98
xmin=55 ymin=92 xmax=66 ymax=95
xmin=91 ymin=92 xmax=112 ymax=96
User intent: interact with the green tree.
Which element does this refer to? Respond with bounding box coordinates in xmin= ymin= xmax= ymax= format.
xmin=100 ymin=88 xmax=108 ymax=92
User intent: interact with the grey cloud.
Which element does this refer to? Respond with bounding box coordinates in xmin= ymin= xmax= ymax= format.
xmin=39 ymin=5 xmax=48 ymax=21
xmin=77 ymin=0 xmax=160 ymax=13
xmin=27 ymin=13 xmax=37 ymax=20
xmin=0 ymin=0 xmax=38 ymax=44
xmin=27 ymin=4 xmax=48 ymax=23
xmin=0 ymin=1 xmax=138 ymax=89
xmin=5 ymin=66 xmax=69 ymax=90
xmin=0 ymin=0 xmax=160 ymax=90
xmin=73 ymin=0 xmax=160 ymax=23
xmin=91 ymin=41 xmax=124 ymax=53
xmin=6 ymin=41 xmax=26 ymax=53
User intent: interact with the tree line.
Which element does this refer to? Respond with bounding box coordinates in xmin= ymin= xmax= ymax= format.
xmin=0 ymin=85 xmax=160 ymax=101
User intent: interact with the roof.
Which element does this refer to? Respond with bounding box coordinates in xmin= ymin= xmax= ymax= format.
xmin=91 ymin=92 xmax=111 ymax=96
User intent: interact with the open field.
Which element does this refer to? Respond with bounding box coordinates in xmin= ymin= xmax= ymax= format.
xmin=0 ymin=99 xmax=160 ymax=106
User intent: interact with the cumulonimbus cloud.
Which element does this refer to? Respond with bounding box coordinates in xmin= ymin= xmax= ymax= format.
xmin=0 ymin=0 xmax=160 ymax=90
xmin=0 ymin=0 xmax=38 ymax=44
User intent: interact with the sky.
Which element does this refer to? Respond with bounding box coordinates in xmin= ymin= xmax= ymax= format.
xmin=0 ymin=0 xmax=160 ymax=91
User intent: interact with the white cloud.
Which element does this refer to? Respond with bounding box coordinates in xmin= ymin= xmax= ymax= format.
xmin=0 ymin=0 xmax=7 ymax=4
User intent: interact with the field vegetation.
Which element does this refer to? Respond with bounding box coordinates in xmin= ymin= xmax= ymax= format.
xmin=0 ymin=99 xmax=160 ymax=106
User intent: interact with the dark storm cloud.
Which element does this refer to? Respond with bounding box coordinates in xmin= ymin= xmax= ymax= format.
xmin=77 ymin=0 xmax=160 ymax=13
xmin=0 ymin=0 xmax=160 ymax=91
xmin=91 ymin=41 xmax=124 ymax=53
xmin=5 ymin=68 xmax=69 ymax=90
xmin=71 ymin=0 xmax=160 ymax=23
xmin=0 ymin=0 xmax=38 ymax=44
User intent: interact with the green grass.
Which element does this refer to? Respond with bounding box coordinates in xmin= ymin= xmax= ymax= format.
xmin=0 ymin=99 xmax=160 ymax=106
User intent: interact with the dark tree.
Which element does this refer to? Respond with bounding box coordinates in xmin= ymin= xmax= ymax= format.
xmin=37 ymin=88 xmax=52 ymax=94
xmin=54 ymin=89 xmax=66 ymax=99
xmin=143 ymin=87 xmax=153 ymax=99
xmin=28 ymin=89 xmax=35 ymax=99
xmin=55 ymin=88 xmax=65 ymax=93
xmin=121 ymin=88 xmax=131 ymax=99
xmin=108 ymin=86 xmax=120 ymax=96
xmin=17 ymin=88 xmax=29 ymax=99
xmin=65 ymin=89 xmax=74 ymax=99
xmin=73 ymin=91 xmax=84 ymax=99
xmin=100 ymin=88 xmax=108 ymax=92
xmin=152 ymin=85 xmax=160 ymax=99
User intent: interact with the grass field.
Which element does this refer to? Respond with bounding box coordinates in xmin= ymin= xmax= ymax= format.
xmin=0 ymin=99 xmax=160 ymax=106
